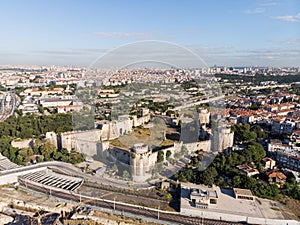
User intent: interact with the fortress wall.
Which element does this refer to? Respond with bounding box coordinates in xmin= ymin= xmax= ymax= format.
xmin=60 ymin=129 xmax=101 ymax=152
xmin=45 ymin=132 xmax=58 ymax=148
xmin=183 ymin=140 xmax=211 ymax=154
xmin=11 ymin=139 xmax=35 ymax=149
xmin=114 ymin=118 xmax=132 ymax=136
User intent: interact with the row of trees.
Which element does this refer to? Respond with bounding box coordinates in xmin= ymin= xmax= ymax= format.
xmin=232 ymin=124 xmax=268 ymax=143
xmin=156 ymin=149 xmax=172 ymax=163
xmin=0 ymin=112 xmax=85 ymax=165
xmin=0 ymin=113 xmax=73 ymax=139
xmin=38 ymin=141 xmax=84 ymax=164
xmin=215 ymin=73 xmax=300 ymax=85
xmin=145 ymin=101 xmax=173 ymax=113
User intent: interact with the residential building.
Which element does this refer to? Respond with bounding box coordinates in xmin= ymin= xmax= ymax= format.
xmin=233 ymin=188 xmax=255 ymax=201
xmin=237 ymin=164 xmax=259 ymax=177
xmin=266 ymin=170 xmax=287 ymax=188
xmin=189 ymin=186 xmax=218 ymax=208
xmin=261 ymin=157 xmax=276 ymax=170
xmin=268 ymin=141 xmax=300 ymax=172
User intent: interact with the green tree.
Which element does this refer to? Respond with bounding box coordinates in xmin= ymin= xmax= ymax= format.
xmin=165 ymin=193 xmax=172 ymax=200
xmin=15 ymin=109 xmax=23 ymax=116
xmin=17 ymin=148 xmax=33 ymax=164
xmin=157 ymin=150 xmax=164 ymax=163
xmin=232 ymin=124 xmax=257 ymax=143
xmin=131 ymin=153 xmax=136 ymax=159
xmin=202 ymin=167 xmax=218 ymax=186
xmin=112 ymin=164 xmax=118 ymax=172
xmin=166 ymin=150 xmax=172 ymax=160
xmin=39 ymin=141 xmax=57 ymax=161
xmin=243 ymin=176 xmax=257 ymax=190
xmin=233 ymin=176 xmax=242 ymax=187
xmin=38 ymin=106 xmax=44 ymax=114
xmin=175 ymin=168 xmax=194 ymax=182
xmin=243 ymin=141 xmax=266 ymax=163
xmin=68 ymin=150 xmax=85 ymax=164
xmin=251 ymin=125 xmax=268 ymax=140
xmin=122 ymin=170 xmax=130 ymax=180
xmin=215 ymin=176 xmax=225 ymax=187
xmin=190 ymin=156 xmax=199 ymax=167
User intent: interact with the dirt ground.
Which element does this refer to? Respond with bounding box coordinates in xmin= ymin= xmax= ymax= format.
xmin=0 ymin=185 xmax=163 ymax=225
xmin=79 ymin=183 xmax=177 ymax=211
xmin=132 ymin=127 xmax=151 ymax=140
xmin=92 ymin=211 xmax=161 ymax=225
xmin=278 ymin=195 xmax=300 ymax=220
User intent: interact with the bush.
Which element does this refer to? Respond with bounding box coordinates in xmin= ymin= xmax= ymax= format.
xmin=157 ymin=150 xmax=164 ymax=163
xmin=166 ymin=150 xmax=172 ymax=160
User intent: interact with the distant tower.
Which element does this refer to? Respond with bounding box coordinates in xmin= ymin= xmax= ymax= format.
xmin=142 ymin=107 xmax=149 ymax=116
xmin=198 ymin=108 xmax=210 ymax=125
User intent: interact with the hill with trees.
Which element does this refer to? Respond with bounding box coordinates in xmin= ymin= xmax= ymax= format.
xmin=0 ymin=113 xmax=84 ymax=165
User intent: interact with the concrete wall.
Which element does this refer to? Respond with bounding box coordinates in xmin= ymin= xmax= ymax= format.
xmin=180 ymin=208 xmax=299 ymax=225
xmin=0 ymin=166 xmax=47 ymax=185
xmin=109 ymin=147 xmax=131 ymax=165
xmin=100 ymin=123 xmax=120 ymax=140
xmin=96 ymin=141 xmax=110 ymax=161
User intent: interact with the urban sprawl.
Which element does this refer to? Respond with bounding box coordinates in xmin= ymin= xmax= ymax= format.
xmin=0 ymin=65 xmax=300 ymax=225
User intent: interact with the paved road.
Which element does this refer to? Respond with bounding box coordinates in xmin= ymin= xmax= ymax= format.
xmin=173 ymin=95 xmax=224 ymax=111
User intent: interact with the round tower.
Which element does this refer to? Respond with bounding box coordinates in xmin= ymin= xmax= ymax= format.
xmin=130 ymin=143 xmax=152 ymax=182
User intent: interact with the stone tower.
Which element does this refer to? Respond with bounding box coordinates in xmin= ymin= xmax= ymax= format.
xmin=212 ymin=126 xmax=234 ymax=152
xmin=198 ymin=108 xmax=210 ymax=125
xmin=130 ymin=143 xmax=156 ymax=182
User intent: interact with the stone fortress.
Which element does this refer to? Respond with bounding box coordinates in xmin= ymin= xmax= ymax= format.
xmin=45 ymin=107 xmax=234 ymax=182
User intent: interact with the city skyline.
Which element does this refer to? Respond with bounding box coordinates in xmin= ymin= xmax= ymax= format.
xmin=0 ymin=0 xmax=300 ymax=67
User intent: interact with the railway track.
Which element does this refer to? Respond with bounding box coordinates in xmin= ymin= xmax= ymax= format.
xmin=19 ymin=180 xmax=245 ymax=225
xmin=0 ymin=92 xmax=17 ymax=122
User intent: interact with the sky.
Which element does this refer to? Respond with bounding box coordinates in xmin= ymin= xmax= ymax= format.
xmin=0 ymin=0 xmax=300 ymax=67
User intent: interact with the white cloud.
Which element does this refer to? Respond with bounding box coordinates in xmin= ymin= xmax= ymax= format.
xmin=35 ymin=49 xmax=108 ymax=56
xmin=259 ymin=1 xmax=278 ymax=7
xmin=244 ymin=8 xmax=265 ymax=14
xmin=272 ymin=38 xmax=300 ymax=45
xmin=195 ymin=46 xmax=300 ymax=66
xmin=272 ymin=13 xmax=300 ymax=22
xmin=192 ymin=45 xmax=233 ymax=55
xmin=95 ymin=32 xmax=152 ymax=40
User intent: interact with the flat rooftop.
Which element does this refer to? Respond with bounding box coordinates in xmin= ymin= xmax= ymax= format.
xmin=233 ymin=188 xmax=254 ymax=197
xmin=180 ymin=183 xmax=285 ymax=221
